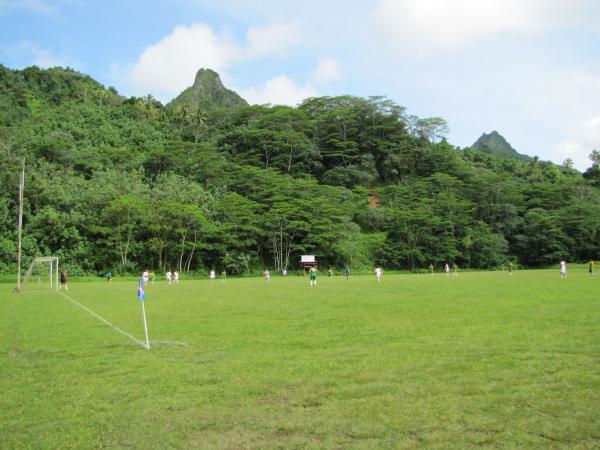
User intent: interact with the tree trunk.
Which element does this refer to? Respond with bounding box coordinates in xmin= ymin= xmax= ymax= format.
xmin=122 ymin=228 xmax=132 ymax=270
xmin=263 ymin=144 xmax=270 ymax=168
xmin=287 ymin=146 xmax=294 ymax=173
xmin=185 ymin=231 xmax=198 ymax=275
xmin=279 ymin=224 xmax=284 ymax=271
xmin=158 ymin=241 xmax=164 ymax=271
xmin=178 ymin=229 xmax=188 ymax=274
xmin=271 ymin=235 xmax=280 ymax=271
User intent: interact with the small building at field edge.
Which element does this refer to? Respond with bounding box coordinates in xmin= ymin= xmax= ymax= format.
xmin=300 ymin=255 xmax=318 ymax=269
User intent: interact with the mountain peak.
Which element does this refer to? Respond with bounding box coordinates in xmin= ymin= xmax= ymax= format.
xmin=193 ymin=68 xmax=224 ymax=89
xmin=471 ymin=131 xmax=531 ymax=162
xmin=168 ymin=68 xmax=247 ymax=111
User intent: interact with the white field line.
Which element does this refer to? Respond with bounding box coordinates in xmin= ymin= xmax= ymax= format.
xmin=57 ymin=291 xmax=146 ymax=349
xmin=150 ymin=340 xmax=188 ymax=346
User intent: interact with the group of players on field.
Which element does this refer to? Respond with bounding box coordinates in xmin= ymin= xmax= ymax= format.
xmin=139 ymin=259 xmax=596 ymax=286
xmin=129 ymin=259 xmax=596 ymax=287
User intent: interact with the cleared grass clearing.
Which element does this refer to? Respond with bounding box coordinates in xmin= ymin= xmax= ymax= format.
xmin=1 ymin=270 xmax=599 ymax=448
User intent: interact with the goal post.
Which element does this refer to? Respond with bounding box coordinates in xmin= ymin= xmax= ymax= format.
xmin=19 ymin=257 xmax=59 ymax=292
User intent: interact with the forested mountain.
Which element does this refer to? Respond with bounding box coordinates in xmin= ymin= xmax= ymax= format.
xmin=168 ymin=68 xmax=247 ymax=112
xmin=1 ymin=65 xmax=599 ymax=276
xmin=471 ymin=131 xmax=531 ymax=162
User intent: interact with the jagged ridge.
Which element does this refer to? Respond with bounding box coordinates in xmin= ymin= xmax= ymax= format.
xmin=167 ymin=68 xmax=247 ymax=112
xmin=471 ymin=131 xmax=532 ymax=162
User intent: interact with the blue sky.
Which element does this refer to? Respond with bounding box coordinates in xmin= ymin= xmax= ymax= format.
xmin=1 ymin=0 xmax=599 ymax=170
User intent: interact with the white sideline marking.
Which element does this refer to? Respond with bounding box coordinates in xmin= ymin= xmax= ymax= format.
xmin=57 ymin=291 xmax=146 ymax=349
xmin=150 ymin=340 xmax=189 ymax=346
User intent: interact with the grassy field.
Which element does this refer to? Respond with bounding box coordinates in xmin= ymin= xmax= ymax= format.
xmin=1 ymin=269 xmax=599 ymax=448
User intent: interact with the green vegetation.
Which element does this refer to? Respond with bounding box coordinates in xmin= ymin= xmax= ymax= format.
xmin=168 ymin=68 xmax=248 ymax=112
xmin=1 ymin=271 xmax=599 ymax=448
xmin=1 ymin=64 xmax=599 ymax=277
xmin=470 ymin=130 xmax=531 ymax=162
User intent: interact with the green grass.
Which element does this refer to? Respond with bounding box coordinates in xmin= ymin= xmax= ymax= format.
xmin=1 ymin=270 xmax=599 ymax=448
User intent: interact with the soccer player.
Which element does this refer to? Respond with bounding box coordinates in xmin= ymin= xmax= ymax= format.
xmin=264 ymin=269 xmax=271 ymax=283
xmin=142 ymin=269 xmax=149 ymax=286
xmin=166 ymin=270 xmax=172 ymax=285
xmin=105 ymin=271 xmax=112 ymax=282
xmin=452 ymin=263 xmax=458 ymax=277
xmin=282 ymin=268 xmax=288 ymax=277
xmin=508 ymin=261 xmax=514 ymax=276
xmin=220 ymin=270 xmax=226 ymax=283
xmin=328 ymin=267 xmax=333 ymax=278
xmin=429 ymin=264 xmax=434 ymax=276
xmin=59 ymin=269 xmax=68 ymax=291
xmin=149 ymin=271 xmax=155 ymax=285
xmin=173 ymin=271 xmax=179 ymax=285
xmin=445 ymin=263 xmax=450 ymax=277
xmin=560 ymin=260 xmax=567 ymax=279
xmin=209 ymin=269 xmax=216 ymax=285
xmin=375 ymin=266 xmax=382 ymax=282
xmin=589 ymin=260 xmax=595 ymax=276
xmin=344 ymin=265 xmax=350 ymax=280
xmin=309 ymin=266 xmax=317 ymax=286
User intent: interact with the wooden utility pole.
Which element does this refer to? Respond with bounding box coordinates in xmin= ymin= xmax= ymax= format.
xmin=16 ymin=158 xmax=24 ymax=293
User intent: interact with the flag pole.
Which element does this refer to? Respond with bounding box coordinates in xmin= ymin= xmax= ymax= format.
xmin=140 ymin=300 xmax=150 ymax=350
xmin=137 ymin=279 xmax=150 ymax=350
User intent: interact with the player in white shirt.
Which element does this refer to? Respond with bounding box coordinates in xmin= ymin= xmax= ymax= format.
xmin=142 ymin=269 xmax=149 ymax=286
xmin=445 ymin=263 xmax=450 ymax=277
xmin=264 ymin=270 xmax=271 ymax=283
xmin=560 ymin=260 xmax=567 ymax=279
xmin=166 ymin=271 xmax=172 ymax=285
xmin=209 ymin=269 xmax=216 ymax=285
xmin=375 ymin=266 xmax=382 ymax=282
xmin=173 ymin=271 xmax=179 ymax=284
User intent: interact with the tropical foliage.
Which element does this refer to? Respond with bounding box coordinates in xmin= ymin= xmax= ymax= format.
xmin=1 ymin=65 xmax=599 ymax=275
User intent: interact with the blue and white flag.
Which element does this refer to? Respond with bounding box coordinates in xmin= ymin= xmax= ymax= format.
xmin=137 ymin=279 xmax=145 ymax=301
xmin=137 ymin=278 xmax=150 ymax=350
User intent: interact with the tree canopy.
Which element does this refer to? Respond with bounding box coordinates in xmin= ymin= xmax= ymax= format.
xmin=1 ymin=65 xmax=598 ymax=275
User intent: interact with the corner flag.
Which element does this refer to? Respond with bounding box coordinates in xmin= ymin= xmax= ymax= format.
xmin=137 ymin=279 xmax=150 ymax=350
xmin=137 ymin=279 xmax=145 ymax=301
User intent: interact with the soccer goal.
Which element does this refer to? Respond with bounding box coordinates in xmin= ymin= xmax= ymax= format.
xmin=19 ymin=256 xmax=59 ymax=292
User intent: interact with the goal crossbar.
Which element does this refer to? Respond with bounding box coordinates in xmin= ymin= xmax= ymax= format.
xmin=20 ymin=256 xmax=59 ymax=292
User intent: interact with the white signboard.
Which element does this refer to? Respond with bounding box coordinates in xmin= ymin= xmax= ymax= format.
xmin=300 ymin=255 xmax=316 ymax=263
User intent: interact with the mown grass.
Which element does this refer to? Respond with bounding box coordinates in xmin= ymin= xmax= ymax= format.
xmin=1 ymin=269 xmax=599 ymax=448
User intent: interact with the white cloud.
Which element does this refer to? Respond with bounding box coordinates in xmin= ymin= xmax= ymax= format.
xmin=0 ymin=41 xmax=78 ymax=68
xmin=311 ymin=57 xmax=343 ymax=85
xmin=239 ymin=74 xmax=317 ymax=106
xmin=122 ymin=22 xmax=306 ymax=102
xmin=557 ymin=117 xmax=600 ymax=170
xmin=244 ymin=22 xmax=303 ymax=59
xmin=555 ymin=71 xmax=600 ymax=109
xmin=372 ymin=0 xmax=600 ymax=51
xmin=547 ymin=70 xmax=600 ymax=170
xmin=0 ymin=0 xmax=61 ymax=16
xmin=124 ymin=24 xmax=240 ymax=101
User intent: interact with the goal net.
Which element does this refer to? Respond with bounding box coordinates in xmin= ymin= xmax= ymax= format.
xmin=19 ymin=256 xmax=59 ymax=292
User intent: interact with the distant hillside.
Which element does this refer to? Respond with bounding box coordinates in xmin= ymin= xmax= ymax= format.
xmin=471 ymin=131 xmax=531 ymax=162
xmin=168 ymin=68 xmax=247 ymax=111
xmin=1 ymin=64 xmax=598 ymax=276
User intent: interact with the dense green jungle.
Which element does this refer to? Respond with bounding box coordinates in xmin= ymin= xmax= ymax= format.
xmin=1 ymin=65 xmax=599 ymax=276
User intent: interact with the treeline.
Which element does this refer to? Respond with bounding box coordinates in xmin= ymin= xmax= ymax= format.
xmin=0 ymin=65 xmax=599 ymax=275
